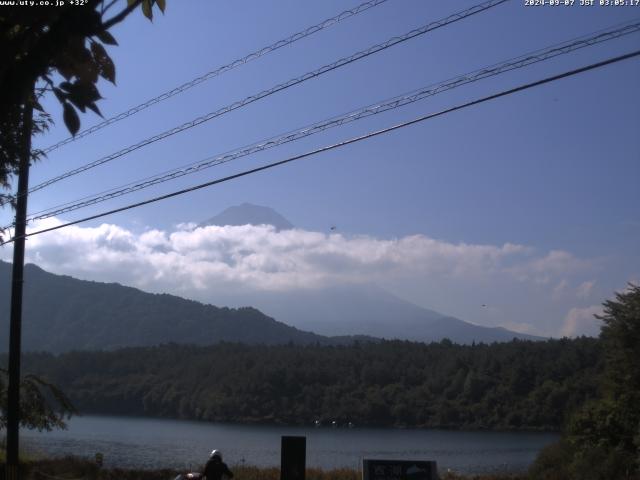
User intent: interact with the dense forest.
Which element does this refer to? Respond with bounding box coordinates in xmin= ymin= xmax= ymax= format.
xmin=14 ymin=337 xmax=601 ymax=431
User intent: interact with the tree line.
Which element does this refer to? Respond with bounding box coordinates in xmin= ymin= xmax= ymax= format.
xmin=11 ymin=336 xmax=602 ymax=431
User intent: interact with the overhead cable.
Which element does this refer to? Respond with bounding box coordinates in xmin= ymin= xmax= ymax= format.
xmin=24 ymin=0 xmax=509 ymax=198
xmin=22 ymin=20 xmax=640 ymax=224
xmin=40 ymin=0 xmax=392 ymax=155
xmin=4 ymin=48 xmax=638 ymax=245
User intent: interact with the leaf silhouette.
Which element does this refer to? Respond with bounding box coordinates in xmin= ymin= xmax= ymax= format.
xmin=63 ymin=102 xmax=80 ymax=136
xmin=96 ymin=30 xmax=118 ymax=46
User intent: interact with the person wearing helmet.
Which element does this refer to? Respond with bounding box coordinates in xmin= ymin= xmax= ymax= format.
xmin=203 ymin=450 xmax=234 ymax=480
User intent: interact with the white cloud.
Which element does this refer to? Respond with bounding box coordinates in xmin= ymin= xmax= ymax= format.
xmin=174 ymin=222 xmax=197 ymax=231
xmin=507 ymin=250 xmax=593 ymax=285
xmin=8 ymin=218 xmax=542 ymax=292
xmin=552 ymin=279 xmax=569 ymax=300
xmin=0 ymin=217 xmax=603 ymax=337
xmin=576 ymin=280 xmax=596 ymax=299
xmin=561 ymin=305 xmax=603 ymax=337
xmin=499 ymin=321 xmax=540 ymax=336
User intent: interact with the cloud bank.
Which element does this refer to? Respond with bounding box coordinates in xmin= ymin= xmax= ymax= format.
xmin=0 ymin=218 xmax=603 ymax=337
xmin=562 ymin=305 xmax=603 ymax=337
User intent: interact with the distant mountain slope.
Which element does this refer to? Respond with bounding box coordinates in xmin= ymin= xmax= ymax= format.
xmin=234 ymin=284 xmax=543 ymax=344
xmin=200 ymin=203 xmax=294 ymax=231
xmin=0 ymin=263 xmax=540 ymax=353
xmin=0 ymin=261 xmax=342 ymax=353
xmin=196 ymin=204 xmax=541 ymax=344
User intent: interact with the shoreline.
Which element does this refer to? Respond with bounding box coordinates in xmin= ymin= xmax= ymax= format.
xmin=18 ymin=415 xmax=555 ymax=474
xmin=45 ymin=411 xmax=563 ymax=434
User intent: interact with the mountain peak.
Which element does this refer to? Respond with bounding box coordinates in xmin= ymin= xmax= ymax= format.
xmin=200 ymin=203 xmax=294 ymax=231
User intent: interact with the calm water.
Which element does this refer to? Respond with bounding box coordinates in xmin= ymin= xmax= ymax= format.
xmin=21 ymin=415 xmax=558 ymax=475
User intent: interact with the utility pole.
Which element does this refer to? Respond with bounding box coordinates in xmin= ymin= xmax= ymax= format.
xmin=6 ymin=85 xmax=34 ymax=480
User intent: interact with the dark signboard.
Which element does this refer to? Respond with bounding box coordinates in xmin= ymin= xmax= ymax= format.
xmin=362 ymin=459 xmax=438 ymax=480
xmin=281 ymin=435 xmax=306 ymax=480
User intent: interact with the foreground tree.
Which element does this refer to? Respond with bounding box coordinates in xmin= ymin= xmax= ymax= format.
xmin=599 ymin=283 xmax=640 ymax=408
xmin=0 ymin=2 xmax=166 ymax=469
xmin=0 ymin=367 xmax=75 ymax=432
xmin=0 ymin=0 xmax=165 ymax=212
xmin=531 ymin=284 xmax=640 ymax=479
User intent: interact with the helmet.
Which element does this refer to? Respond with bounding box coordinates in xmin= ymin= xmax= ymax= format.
xmin=210 ymin=450 xmax=222 ymax=461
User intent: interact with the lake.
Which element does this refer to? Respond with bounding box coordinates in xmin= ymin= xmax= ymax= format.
xmin=21 ymin=415 xmax=558 ymax=475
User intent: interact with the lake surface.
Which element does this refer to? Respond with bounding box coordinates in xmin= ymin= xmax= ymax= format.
xmin=22 ymin=415 xmax=558 ymax=475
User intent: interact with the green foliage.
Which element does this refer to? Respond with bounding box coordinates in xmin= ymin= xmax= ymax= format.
xmin=567 ymin=399 xmax=636 ymax=453
xmin=0 ymin=0 xmax=166 ymax=133
xmin=0 ymin=0 xmax=166 ymax=225
xmin=565 ymin=285 xmax=640 ymax=478
xmin=528 ymin=440 xmax=574 ymax=480
xmin=530 ymin=285 xmax=640 ymax=479
xmin=0 ymin=367 xmax=75 ymax=431
xmin=11 ymin=337 xmax=601 ymax=430
xmin=599 ymin=284 xmax=640 ymax=403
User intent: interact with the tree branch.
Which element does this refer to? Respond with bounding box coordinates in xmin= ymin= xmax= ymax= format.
xmin=102 ymin=0 xmax=143 ymax=30
xmin=101 ymin=0 xmax=120 ymax=15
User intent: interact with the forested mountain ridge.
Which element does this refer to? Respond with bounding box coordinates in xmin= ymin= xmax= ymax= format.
xmin=0 ymin=261 xmax=537 ymax=352
xmin=0 ymin=261 xmax=352 ymax=352
xmin=14 ymin=337 xmax=602 ymax=430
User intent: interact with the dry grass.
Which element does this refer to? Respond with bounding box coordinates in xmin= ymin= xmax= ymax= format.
xmin=0 ymin=456 xmax=527 ymax=480
xmin=440 ymin=472 xmax=527 ymax=480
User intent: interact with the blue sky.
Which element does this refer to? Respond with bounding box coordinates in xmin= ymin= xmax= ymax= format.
xmin=1 ymin=0 xmax=639 ymax=337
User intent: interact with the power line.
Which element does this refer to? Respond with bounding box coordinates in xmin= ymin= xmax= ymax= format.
xmin=21 ymin=20 xmax=640 ymax=225
xmin=39 ymin=0 xmax=392 ymax=155
xmin=4 ymin=48 xmax=638 ymax=245
xmin=23 ymin=0 xmax=508 ymax=198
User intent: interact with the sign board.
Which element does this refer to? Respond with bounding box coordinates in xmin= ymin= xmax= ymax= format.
xmin=281 ymin=435 xmax=306 ymax=480
xmin=362 ymin=459 xmax=438 ymax=480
